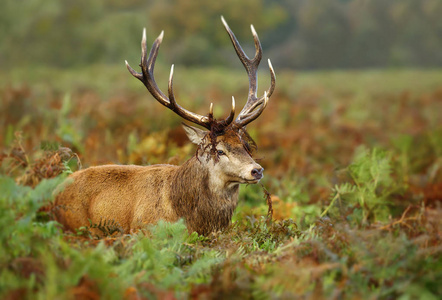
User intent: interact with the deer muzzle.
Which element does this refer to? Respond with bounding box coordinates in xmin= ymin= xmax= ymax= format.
xmin=251 ymin=167 xmax=264 ymax=180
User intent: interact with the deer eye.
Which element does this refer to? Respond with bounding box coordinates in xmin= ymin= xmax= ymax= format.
xmin=217 ymin=150 xmax=225 ymax=156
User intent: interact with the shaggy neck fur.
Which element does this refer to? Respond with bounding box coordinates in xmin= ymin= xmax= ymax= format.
xmin=170 ymin=156 xmax=239 ymax=235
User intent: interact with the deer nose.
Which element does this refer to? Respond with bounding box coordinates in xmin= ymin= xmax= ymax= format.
xmin=251 ymin=167 xmax=264 ymax=180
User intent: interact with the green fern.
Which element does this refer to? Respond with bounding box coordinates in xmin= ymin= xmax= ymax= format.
xmin=0 ymin=176 xmax=64 ymax=260
xmin=87 ymin=218 xmax=124 ymax=237
xmin=117 ymin=220 xmax=224 ymax=293
xmin=322 ymin=146 xmax=401 ymax=224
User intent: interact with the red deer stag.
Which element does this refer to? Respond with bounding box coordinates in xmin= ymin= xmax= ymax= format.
xmin=54 ymin=17 xmax=275 ymax=236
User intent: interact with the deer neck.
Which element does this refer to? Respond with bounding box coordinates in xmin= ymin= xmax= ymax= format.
xmin=174 ymin=156 xmax=239 ymax=202
xmin=171 ymin=157 xmax=239 ymax=235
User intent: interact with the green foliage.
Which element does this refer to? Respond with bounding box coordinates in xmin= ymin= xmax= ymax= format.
xmin=0 ymin=176 xmax=62 ymax=297
xmin=86 ymin=219 xmax=124 ymax=238
xmin=56 ymin=94 xmax=84 ymax=153
xmin=118 ymin=220 xmax=223 ymax=293
xmin=273 ymin=176 xmax=322 ymax=226
xmin=323 ymin=147 xmax=404 ymax=224
xmin=0 ymin=176 xmax=63 ymax=260
xmin=39 ymin=242 xmax=124 ymax=299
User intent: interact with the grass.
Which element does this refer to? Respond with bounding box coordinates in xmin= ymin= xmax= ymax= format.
xmin=0 ymin=65 xmax=441 ymax=299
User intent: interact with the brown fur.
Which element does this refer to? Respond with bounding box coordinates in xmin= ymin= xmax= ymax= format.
xmin=54 ymin=126 xmax=262 ymax=236
xmin=170 ymin=157 xmax=239 ymax=236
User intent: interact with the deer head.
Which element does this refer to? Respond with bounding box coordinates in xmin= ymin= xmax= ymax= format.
xmin=125 ymin=16 xmax=275 ymax=185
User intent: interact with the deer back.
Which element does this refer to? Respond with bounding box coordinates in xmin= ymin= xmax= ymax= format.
xmin=54 ymin=164 xmax=178 ymax=234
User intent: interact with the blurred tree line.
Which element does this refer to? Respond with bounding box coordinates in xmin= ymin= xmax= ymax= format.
xmin=2 ymin=0 xmax=442 ymax=70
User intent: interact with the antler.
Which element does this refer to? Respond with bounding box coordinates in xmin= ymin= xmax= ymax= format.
xmin=126 ymin=29 xmax=235 ymax=130
xmin=221 ymin=16 xmax=276 ymax=128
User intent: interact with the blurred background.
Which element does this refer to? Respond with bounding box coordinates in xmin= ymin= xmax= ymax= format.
xmin=2 ymin=0 xmax=442 ymax=69
xmin=1 ymin=0 xmax=441 ymax=219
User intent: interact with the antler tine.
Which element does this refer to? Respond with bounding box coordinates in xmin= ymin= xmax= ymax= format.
xmin=127 ymin=29 xmax=212 ymax=129
xmin=221 ymin=16 xmax=261 ymax=99
xmin=225 ymin=96 xmax=236 ymax=124
xmin=236 ymin=91 xmax=269 ymax=127
xmin=126 ymin=29 xmax=169 ymax=105
xmin=211 ymin=96 xmax=236 ymax=126
xmin=167 ymin=64 xmax=213 ymax=127
xmin=238 ymin=59 xmax=276 ymax=117
xmin=221 ymin=16 xmax=276 ymax=128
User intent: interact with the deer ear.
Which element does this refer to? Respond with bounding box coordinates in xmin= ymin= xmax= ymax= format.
xmin=182 ymin=123 xmax=207 ymax=145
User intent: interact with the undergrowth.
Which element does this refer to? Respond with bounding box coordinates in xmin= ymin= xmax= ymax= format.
xmin=0 ymin=68 xmax=441 ymax=298
xmin=0 ymin=142 xmax=440 ymax=299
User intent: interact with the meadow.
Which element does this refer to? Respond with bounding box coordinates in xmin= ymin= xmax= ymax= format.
xmin=1 ymin=66 xmax=441 ymax=299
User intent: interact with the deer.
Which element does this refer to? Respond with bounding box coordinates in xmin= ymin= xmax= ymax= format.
xmin=54 ymin=17 xmax=275 ymax=236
